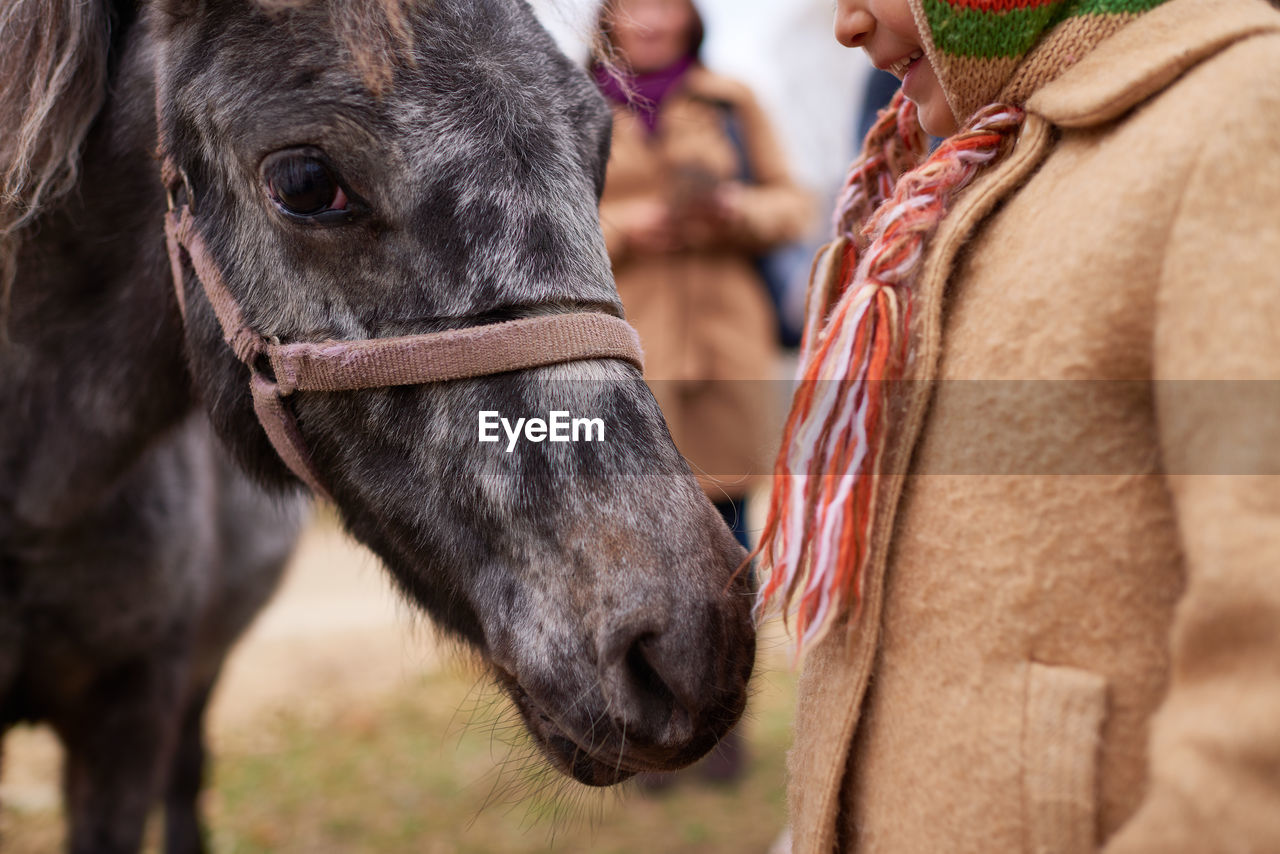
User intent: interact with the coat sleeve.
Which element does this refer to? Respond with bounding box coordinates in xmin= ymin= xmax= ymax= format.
xmin=596 ymin=109 xmax=656 ymax=266
xmin=726 ymin=87 xmax=815 ymax=250
xmin=1103 ymin=62 xmax=1280 ymax=854
xmin=598 ymin=195 xmax=649 ymax=265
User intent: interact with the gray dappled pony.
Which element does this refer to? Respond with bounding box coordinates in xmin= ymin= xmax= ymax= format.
xmin=0 ymin=0 xmax=756 ymax=852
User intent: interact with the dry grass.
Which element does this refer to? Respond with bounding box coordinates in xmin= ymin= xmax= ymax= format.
xmin=0 ymin=653 xmax=796 ymax=853
xmin=2 ymin=509 xmax=798 ymax=853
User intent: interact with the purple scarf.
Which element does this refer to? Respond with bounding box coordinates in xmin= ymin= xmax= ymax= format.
xmin=593 ymin=55 xmax=696 ymax=134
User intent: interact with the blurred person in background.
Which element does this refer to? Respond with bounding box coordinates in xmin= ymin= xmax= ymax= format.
xmin=591 ymin=0 xmax=813 ymax=787
xmin=593 ymin=0 xmax=813 ymax=549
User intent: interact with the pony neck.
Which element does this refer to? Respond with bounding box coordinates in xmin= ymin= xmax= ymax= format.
xmin=1 ymin=60 xmax=191 ymax=533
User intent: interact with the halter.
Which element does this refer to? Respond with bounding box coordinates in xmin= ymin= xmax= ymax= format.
xmin=158 ymin=158 xmax=643 ymax=503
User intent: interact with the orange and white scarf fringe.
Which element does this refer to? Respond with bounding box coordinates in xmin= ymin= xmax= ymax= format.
xmin=749 ymin=93 xmax=1025 ymax=653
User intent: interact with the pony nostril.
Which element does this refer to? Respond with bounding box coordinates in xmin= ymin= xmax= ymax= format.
xmin=625 ymin=635 xmax=677 ymax=707
xmin=598 ymin=624 xmax=697 ymax=747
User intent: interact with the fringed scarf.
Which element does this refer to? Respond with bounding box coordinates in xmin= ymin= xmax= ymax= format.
xmin=752 ymin=0 xmax=1173 ymax=652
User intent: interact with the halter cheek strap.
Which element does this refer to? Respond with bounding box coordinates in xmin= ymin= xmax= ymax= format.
xmin=162 ymin=195 xmax=644 ymax=502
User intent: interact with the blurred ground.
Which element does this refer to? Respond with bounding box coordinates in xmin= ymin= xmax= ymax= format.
xmin=0 ymin=511 xmax=797 ymax=853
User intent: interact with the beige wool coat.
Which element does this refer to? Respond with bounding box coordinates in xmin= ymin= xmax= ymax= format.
xmin=598 ymin=67 xmax=812 ymax=498
xmin=789 ymin=0 xmax=1280 ymax=851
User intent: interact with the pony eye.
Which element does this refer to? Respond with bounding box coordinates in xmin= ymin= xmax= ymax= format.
xmin=263 ymin=151 xmax=349 ymax=218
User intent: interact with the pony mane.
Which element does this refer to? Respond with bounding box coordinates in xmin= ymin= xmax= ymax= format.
xmin=586 ymin=1 xmax=631 ymax=99
xmin=0 ymin=0 xmax=111 ymax=340
xmin=0 ymin=0 xmax=417 ymax=340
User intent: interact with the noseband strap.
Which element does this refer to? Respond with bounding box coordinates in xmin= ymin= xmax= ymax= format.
xmin=162 ymin=204 xmax=644 ymax=502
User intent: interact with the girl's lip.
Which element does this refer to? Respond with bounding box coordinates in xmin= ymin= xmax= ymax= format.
xmin=902 ymin=54 xmax=926 ymax=95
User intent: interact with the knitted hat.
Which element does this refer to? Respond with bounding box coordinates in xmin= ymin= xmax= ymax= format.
xmin=908 ymin=0 xmax=1172 ymax=125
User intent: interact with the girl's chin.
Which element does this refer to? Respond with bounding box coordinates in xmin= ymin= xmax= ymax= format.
xmin=912 ymin=95 xmax=958 ymax=137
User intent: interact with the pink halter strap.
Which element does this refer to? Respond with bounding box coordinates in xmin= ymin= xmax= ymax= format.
xmin=161 ymin=177 xmax=643 ymax=502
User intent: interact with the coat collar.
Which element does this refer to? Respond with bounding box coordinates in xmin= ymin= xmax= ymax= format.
xmin=1028 ymin=0 xmax=1280 ymax=128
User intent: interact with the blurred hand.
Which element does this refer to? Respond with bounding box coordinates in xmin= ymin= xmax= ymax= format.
xmin=673 ymin=182 xmax=747 ymax=249
xmin=622 ymin=199 xmax=683 ymax=254
xmin=711 ymin=182 xmax=747 ymax=230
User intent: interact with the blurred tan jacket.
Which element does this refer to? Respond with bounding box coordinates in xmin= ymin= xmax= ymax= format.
xmin=599 ymin=66 xmax=813 ymax=499
xmin=788 ymin=0 xmax=1280 ymax=851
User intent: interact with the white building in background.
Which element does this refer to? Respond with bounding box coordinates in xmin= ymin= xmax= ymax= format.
xmin=529 ymin=0 xmax=876 ymax=205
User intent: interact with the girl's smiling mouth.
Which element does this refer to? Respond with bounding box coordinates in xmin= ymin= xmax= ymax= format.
xmin=887 ymin=49 xmax=924 ymax=78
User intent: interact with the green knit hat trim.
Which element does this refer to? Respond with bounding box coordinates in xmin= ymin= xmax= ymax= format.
xmin=922 ymin=0 xmax=1167 ymax=58
xmin=908 ymin=0 xmax=1173 ymax=123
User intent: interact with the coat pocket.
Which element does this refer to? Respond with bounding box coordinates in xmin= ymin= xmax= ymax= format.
xmin=1023 ymin=662 xmax=1108 ymax=854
